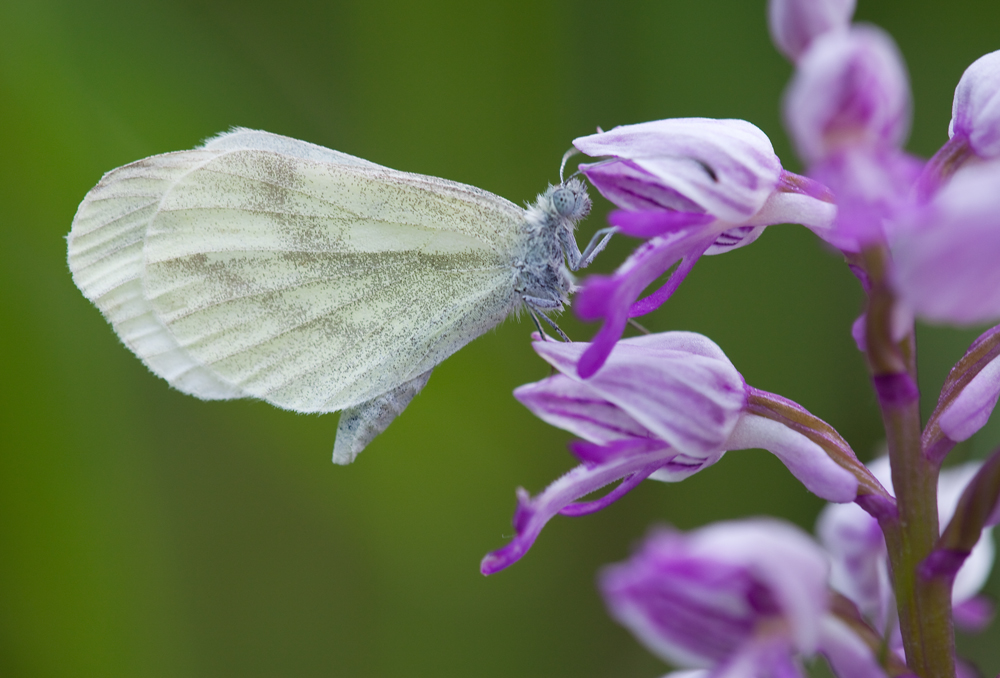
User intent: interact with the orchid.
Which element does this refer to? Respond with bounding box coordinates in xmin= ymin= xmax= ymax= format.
xmin=480 ymin=332 xmax=874 ymax=575
xmin=600 ymin=519 xmax=889 ymax=678
xmin=783 ymin=24 xmax=920 ymax=252
xmin=570 ymin=119 xmax=836 ymax=377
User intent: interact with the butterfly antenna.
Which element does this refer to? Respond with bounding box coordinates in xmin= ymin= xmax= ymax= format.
xmin=559 ymin=147 xmax=580 ymax=185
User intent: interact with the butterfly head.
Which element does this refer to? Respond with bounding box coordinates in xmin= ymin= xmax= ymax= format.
xmin=548 ymin=178 xmax=592 ymax=223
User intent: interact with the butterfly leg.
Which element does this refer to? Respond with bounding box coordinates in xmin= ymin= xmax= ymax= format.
xmin=525 ymin=307 xmax=549 ymax=339
xmin=572 ymin=227 xmax=617 ymax=271
xmin=523 ymin=295 xmax=571 ymax=342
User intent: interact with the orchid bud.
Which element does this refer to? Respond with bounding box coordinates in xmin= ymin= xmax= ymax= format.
xmin=784 ymin=25 xmax=911 ymax=165
xmin=938 ymin=352 xmax=1000 ymax=445
xmin=951 ymin=50 xmax=1000 ymax=159
xmin=768 ymin=0 xmax=856 ymax=62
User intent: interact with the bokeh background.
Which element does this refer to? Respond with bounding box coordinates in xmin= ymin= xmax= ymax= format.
xmin=3 ymin=0 xmax=1000 ymax=676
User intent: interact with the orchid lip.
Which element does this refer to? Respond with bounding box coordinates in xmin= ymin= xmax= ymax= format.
xmin=480 ymin=441 xmax=680 ymax=575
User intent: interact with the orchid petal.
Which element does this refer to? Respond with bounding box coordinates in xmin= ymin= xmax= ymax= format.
xmin=599 ymin=520 xmax=828 ymax=673
xmin=648 ymin=451 xmax=726 ymax=483
xmin=608 ymin=209 xmax=715 ymax=238
xmin=513 ymin=374 xmax=657 ymax=445
xmin=821 ymin=457 xmax=996 ymax=631
xmin=952 ymin=596 xmax=994 ymax=631
xmin=817 ymin=615 xmax=890 ymax=678
xmin=577 ymin=158 xmax=705 ymax=212
xmin=574 ymin=230 xmax=716 ymax=377
xmin=480 ymin=442 xmax=676 ymax=575
xmin=807 ymin=146 xmax=922 ymax=250
xmin=693 ymin=519 xmax=830 ymax=654
xmin=534 ymin=336 xmax=747 ymax=456
xmin=557 ymin=457 xmax=658 ymax=516
xmin=817 ymin=500 xmax=893 ymax=628
xmin=626 ymin=244 xmax=708 ymax=317
xmin=703 ymin=225 xmax=766 ymax=255
xmin=743 ymin=187 xmax=837 ymax=236
xmin=710 ymin=637 xmax=804 ymax=678
xmin=575 ymin=118 xmax=783 ymax=222
xmin=893 ymin=161 xmax=1000 ymax=325
xmin=938 ymin=351 xmax=1000 ymax=442
xmin=725 ymin=414 xmax=859 ymax=502
xmin=951 ymin=50 xmax=1000 ymax=159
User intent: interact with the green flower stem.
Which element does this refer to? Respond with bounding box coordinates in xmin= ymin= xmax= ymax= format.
xmin=862 ymin=247 xmax=955 ymax=678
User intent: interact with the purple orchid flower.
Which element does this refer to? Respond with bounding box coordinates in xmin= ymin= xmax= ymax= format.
xmin=480 ymin=332 xmax=861 ymax=575
xmin=783 ymin=24 xmax=922 ymax=251
xmin=818 ymin=458 xmax=996 ymax=634
xmin=916 ymin=49 xmax=1000 ymax=200
xmin=768 ymin=0 xmax=856 ymax=62
xmin=599 ymin=519 xmax=889 ymax=678
xmin=891 ymin=162 xmax=1000 ymax=326
xmin=571 ymin=118 xmax=836 ymax=377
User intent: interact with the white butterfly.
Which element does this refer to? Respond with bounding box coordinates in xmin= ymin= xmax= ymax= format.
xmin=67 ymin=129 xmax=610 ymax=463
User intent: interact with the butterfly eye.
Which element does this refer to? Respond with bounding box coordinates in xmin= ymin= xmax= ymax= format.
xmin=551 ymin=187 xmax=578 ymax=217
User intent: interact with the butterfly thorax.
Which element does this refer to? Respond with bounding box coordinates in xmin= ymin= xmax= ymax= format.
xmin=513 ymin=178 xmax=592 ymax=312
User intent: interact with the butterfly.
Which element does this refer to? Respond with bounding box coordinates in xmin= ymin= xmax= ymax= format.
xmin=67 ymin=128 xmax=611 ymax=463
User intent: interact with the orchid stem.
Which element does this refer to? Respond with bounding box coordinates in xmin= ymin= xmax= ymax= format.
xmin=863 ymin=246 xmax=955 ymax=678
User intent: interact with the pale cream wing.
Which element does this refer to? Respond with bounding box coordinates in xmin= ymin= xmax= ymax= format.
xmin=71 ymin=131 xmax=528 ymax=413
xmin=201 ymin=127 xmax=387 ymax=169
xmin=68 ymin=148 xmax=246 ymax=399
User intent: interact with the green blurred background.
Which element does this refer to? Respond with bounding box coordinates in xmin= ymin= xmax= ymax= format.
xmin=2 ymin=0 xmax=999 ymax=675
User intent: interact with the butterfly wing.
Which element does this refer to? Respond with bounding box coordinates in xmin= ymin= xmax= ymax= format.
xmin=68 ymin=129 xmax=526 ymax=414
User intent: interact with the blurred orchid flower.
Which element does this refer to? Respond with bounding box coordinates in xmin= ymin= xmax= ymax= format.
xmin=818 ymin=458 xmax=995 ymax=633
xmin=768 ymin=0 xmax=856 ymax=62
xmin=892 ymin=162 xmax=1000 ymax=326
xmin=783 ymin=24 xmax=920 ymax=251
xmin=600 ymin=519 xmax=888 ymax=678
